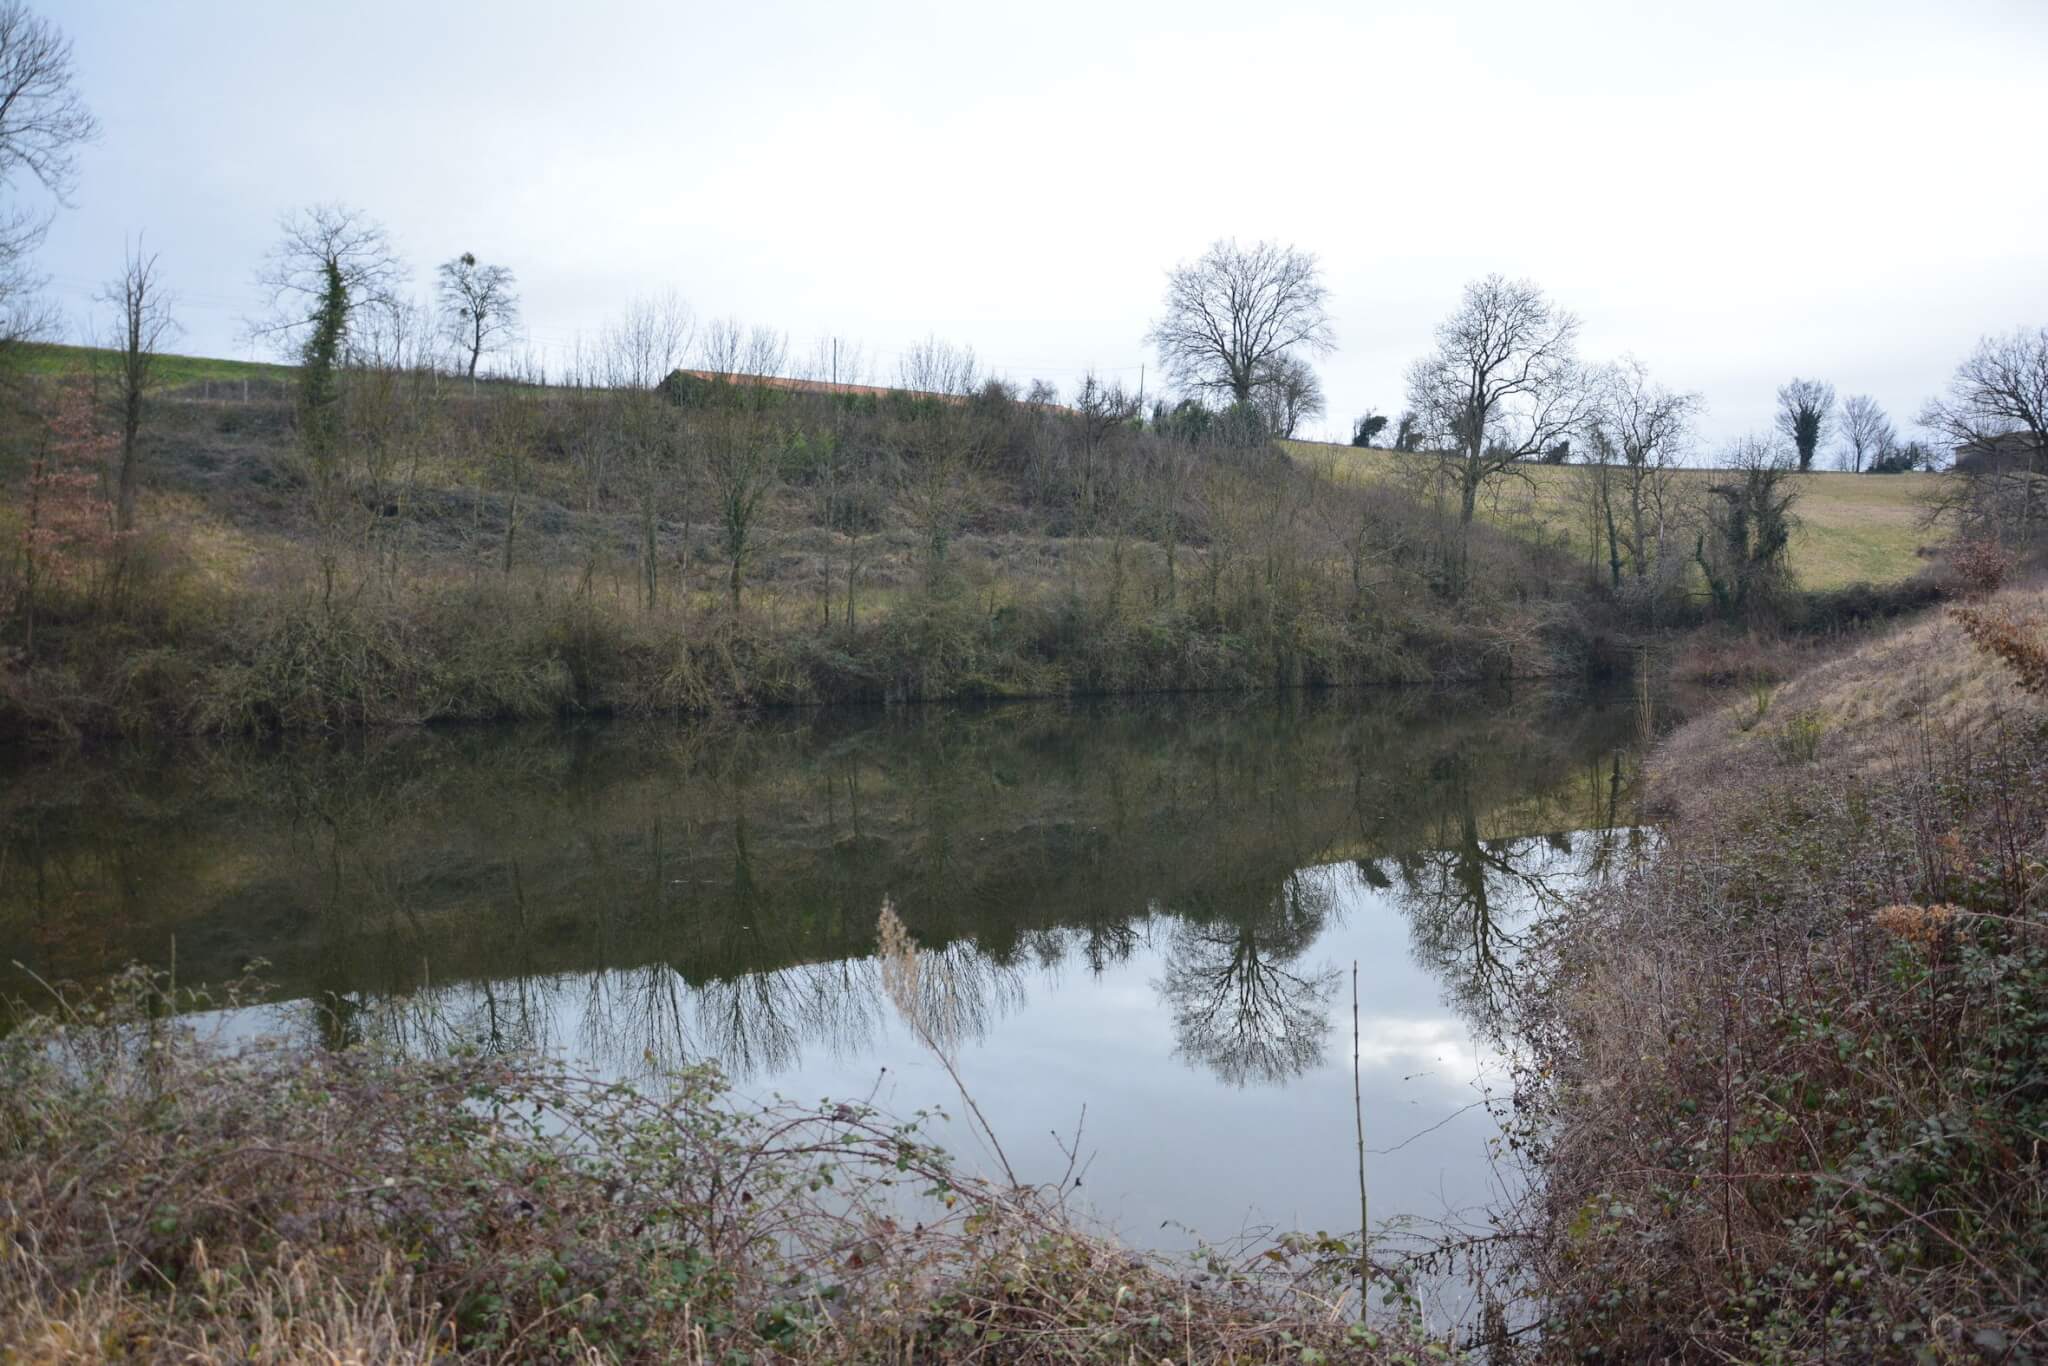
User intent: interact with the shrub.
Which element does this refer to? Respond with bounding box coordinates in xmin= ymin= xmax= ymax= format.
xmin=0 ymin=968 xmax=1441 ymax=1363
xmin=1952 ymin=603 xmax=2048 ymax=697
xmin=1946 ymin=538 xmax=2016 ymax=598
xmin=1770 ymin=709 xmax=1825 ymax=763
xmin=1507 ymin=713 xmax=2048 ymax=1361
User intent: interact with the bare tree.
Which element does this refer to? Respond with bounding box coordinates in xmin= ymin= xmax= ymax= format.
xmin=436 ymin=252 xmax=520 ymax=379
xmin=352 ymin=294 xmax=438 ymax=375
xmin=890 ymin=338 xmax=984 ymax=591
xmin=596 ymin=295 xmax=697 ymax=608
xmin=741 ymin=325 xmax=790 ymax=387
xmin=1253 ymin=354 xmax=1324 ymax=439
xmin=251 ymin=204 xmax=408 ymax=359
xmin=807 ymin=426 xmax=887 ymax=629
xmin=93 ymin=241 xmax=179 ymax=534
xmin=1146 ymin=434 xmax=1201 ymax=609
xmin=601 ymin=290 xmax=694 ymax=390
xmin=0 ymin=1 xmax=98 ymax=357
xmin=794 ymin=335 xmax=876 ymax=626
xmin=618 ymin=392 xmax=685 ymax=611
xmin=896 ymin=334 xmax=979 ymax=397
xmin=698 ymin=317 xmax=743 ymax=377
xmin=1774 ymin=378 xmax=1835 ymax=472
xmin=1919 ymin=327 xmax=2048 ymax=469
xmin=1155 ymin=874 xmax=1338 ymax=1086
xmin=1146 ymin=239 xmax=1334 ymax=405
xmin=1919 ymin=327 xmax=2048 ymax=545
xmin=483 ymin=386 xmax=542 ymax=576
xmin=796 ymin=333 xmax=866 ymax=391
xmin=704 ymin=411 xmax=778 ymax=612
xmin=1836 ymin=393 xmax=1893 ymax=474
xmin=1405 ymin=275 xmax=1585 ymax=587
xmin=1582 ymin=357 xmax=1700 ymax=589
xmin=1071 ymin=370 xmax=1140 ymax=527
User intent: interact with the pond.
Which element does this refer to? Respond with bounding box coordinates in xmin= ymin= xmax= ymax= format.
xmin=0 ymin=689 xmax=1647 ymax=1290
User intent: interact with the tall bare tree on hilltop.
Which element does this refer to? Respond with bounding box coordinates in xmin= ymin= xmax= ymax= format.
xmin=437 ymin=252 xmax=520 ymax=379
xmin=1837 ymin=393 xmax=1893 ymax=473
xmin=1581 ymin=357 xmax=1699 ymax=592
xmin=0 ymin=1 xmax=99 ymax=358
xmin=1405 ymin=274 xmax=1585 ymax=589
xmin=1146 ymin=239 xmax=1334 ymax=407
xmin=251 ymin=204 xmax=407 ymax=359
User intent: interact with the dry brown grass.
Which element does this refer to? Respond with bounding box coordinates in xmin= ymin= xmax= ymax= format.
xmin=1647 ymin=581 xmax=2048 ymax=822
xmin=3 ymin=1252 xmax=448 ymax=1364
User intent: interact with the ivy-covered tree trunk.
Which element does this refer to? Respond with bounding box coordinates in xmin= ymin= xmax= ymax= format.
xmin=298 ymin=260 xmax=349 ymax=610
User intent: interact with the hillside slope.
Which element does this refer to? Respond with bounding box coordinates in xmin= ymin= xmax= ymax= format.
xmin=1288 ymin=441 xmax=1938 ymax=590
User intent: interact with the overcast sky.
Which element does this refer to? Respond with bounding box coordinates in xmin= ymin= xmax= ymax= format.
xmin=32 ymin=0 xmax=2048 ymax=447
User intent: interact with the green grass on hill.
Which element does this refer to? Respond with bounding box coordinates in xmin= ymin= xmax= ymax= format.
xmin=1288 ymin=441 xmax=1939 ymax=591
xmin=13 ymin=342 xmax=296 ymax=390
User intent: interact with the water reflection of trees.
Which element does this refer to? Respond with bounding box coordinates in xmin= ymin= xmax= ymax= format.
xmin=1377 ymin=749 xmax=1648 ymax=1036
xmin=3 ymin=692 xmax=1654 ymax=1082
xmin=287 ymin=932 xmax=1037 ymax=1088
xmin=1155 ymin=871 xmax=1341 ymax=1087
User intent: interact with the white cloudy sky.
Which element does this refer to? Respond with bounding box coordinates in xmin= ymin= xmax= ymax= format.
xmin=33 ymin=0 xmax=2048 ymax=446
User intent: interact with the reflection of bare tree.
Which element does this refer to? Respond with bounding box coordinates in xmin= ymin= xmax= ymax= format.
xmin=1155 ymin=871 xmax=1340 ymax=1087
xmin=888 ymin=938 xmax=1026 ymax=1055
xmin=300 ymin=970 xmax=564 ymax=1060
xmin=1082 ymin=919 xmax=1145 ymax=975
xmin=1387 ymin=754 xmax=1641 ymax=1035
xmin=693 ymin=968 xmax=805 ymax=1076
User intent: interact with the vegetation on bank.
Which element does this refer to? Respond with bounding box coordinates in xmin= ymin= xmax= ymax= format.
xmin=0 ymin=340 xmax=1962 ymax=745
xmin=0 ymin=360 xmax=1667 ymax=743
xmin=0 ymin=965 xmax=1443 ymax=1364
xmin=1294 ymin=439 xmax=1940 ymax=591
xmin=1502 ymin=579 xmax=2048 ymax=1360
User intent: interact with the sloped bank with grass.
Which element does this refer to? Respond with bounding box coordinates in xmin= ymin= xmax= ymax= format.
xmin=1504 ymin=582 xmax=2048 ymax=1361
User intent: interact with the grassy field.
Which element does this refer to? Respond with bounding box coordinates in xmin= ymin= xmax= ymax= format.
xmin=13 ymin=341 xmax=296 ymax=390
xmin=1288 ymin=441 xmax=1940 ymax=591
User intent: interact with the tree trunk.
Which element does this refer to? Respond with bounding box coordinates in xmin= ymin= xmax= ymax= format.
xmin=642 ymin=507 xmax=658 ymax=612
xmin=1604 ymin=502 xmax=1623 ymax=590
xmin=1628 ymin=474 xmax=1648 ymax=579
xmin=116 ymin=425 xmax=140 ymax=534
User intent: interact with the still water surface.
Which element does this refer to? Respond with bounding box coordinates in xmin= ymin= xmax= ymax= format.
xmin=0 ymin=690 xmax=1645 ymax=1264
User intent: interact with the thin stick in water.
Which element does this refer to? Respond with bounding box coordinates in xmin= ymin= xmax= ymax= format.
xmin=1353 ymin=960 xmax=1369 ymax=1318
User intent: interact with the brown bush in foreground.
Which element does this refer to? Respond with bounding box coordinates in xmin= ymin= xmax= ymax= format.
xmin=1952 ymin=603 xmax=2048 ymax=697
xmin=0 ymin=969 xmax=1433 ymax=1363
xmin=1503 ymin=708 xmax=2048 ymax=1361
xmin=1945 ymin=539 xmax=2016 ymax=599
